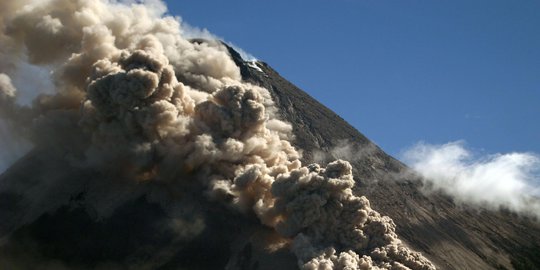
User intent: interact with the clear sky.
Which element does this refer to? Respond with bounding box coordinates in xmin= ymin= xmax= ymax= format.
xmin=164 ymin=0 xmax=540 ymax=157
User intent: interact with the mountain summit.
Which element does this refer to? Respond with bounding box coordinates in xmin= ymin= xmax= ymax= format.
xmin=224 ymin=46 xmax=540 ymax=270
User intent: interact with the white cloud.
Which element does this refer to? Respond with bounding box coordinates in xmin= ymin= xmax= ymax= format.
xmin=401 ymin=141 xmax=540 ymax=217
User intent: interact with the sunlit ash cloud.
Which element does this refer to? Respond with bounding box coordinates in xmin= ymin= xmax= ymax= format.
xmin=402 ymin=141 xmax=540 ymax=217
xmin=0 ymin=0 xmax=437 ymax=268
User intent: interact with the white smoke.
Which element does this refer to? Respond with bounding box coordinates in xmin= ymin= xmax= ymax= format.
xmin=402 ymin=141 xmax=540 ymax=217
xmin=180 ymin=20 xmax=258 ymax=62
xmin=313 ymin=139 xmax=378 ymax=164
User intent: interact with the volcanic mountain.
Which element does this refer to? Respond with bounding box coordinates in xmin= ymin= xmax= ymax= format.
xmin=0 ymin=1 xmax=539 ymax=268
xmin=226 ymin=47 xmax=540 ymax=270
xmin=0 ymin=42 xmax=538 ymax=270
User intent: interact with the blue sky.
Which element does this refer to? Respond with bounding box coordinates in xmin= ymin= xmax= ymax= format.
xmin=165 ymin=0 xmax=539 ymax=157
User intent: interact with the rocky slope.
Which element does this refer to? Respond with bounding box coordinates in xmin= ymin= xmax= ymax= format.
xmin=225 ymin=46 xmax=540 ymax=270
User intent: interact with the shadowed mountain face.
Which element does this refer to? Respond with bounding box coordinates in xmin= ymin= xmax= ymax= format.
xmin=224 ymin=47 xmax=540 ymax=270
xmin=0 ymin=43 xmax=538 ymax=270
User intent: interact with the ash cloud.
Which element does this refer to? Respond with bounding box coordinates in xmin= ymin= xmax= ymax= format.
xmin=402 ymin=141 xmax=540 ymax=217
xmin=0 ymin=0 xmax=435 ymax=269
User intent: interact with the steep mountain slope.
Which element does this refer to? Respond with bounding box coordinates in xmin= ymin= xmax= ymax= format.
xmin=225 ymin=46 xmax=540 ymax=270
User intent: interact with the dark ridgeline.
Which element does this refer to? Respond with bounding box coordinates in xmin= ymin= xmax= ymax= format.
xmin=0 ymin=42 xmax=538 ymax=270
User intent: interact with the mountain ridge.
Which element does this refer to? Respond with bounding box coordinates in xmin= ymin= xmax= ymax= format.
xmin=224 ymin=44 xmax=540 ymax=270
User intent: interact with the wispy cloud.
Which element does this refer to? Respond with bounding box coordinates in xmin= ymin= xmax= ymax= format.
xmin=401 ymin=141 xmax=540 ymax=217
xmin=0 ymin=120 xmax=31 ymax=174
xmin=180 ymin=21 xmax=258 ymax=61
xmin=313 ymin=139 xmax=378 ymax=164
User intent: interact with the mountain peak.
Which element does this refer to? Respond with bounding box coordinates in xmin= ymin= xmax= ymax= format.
xmin=221 ymin=42 xmax=540 ymax=270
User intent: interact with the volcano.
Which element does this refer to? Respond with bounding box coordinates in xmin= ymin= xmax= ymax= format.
xmin=226 ymin=47 xmax=540 ymax=269
xmin=0 ymin=43 xmax=538 ymax=270
xmin=0 ymin=1 xmax=539 ymax=269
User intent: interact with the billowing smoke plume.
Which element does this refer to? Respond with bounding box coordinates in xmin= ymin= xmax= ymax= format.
xmin=0 ymin=1 xmax=435 ymax=269
xmin=402 ymin=141 xmax=540 ymax=217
